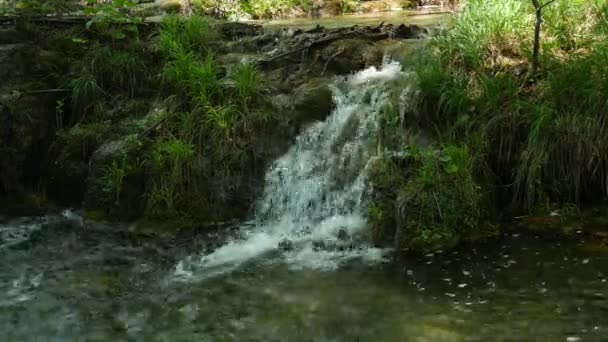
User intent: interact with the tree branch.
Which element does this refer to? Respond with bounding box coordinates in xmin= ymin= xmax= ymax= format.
xmin=540 ymin=0 xmax=557 ymax=10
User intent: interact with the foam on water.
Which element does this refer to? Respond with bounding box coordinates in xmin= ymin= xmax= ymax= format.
xmin=174 ymin=60 xmax=403 ymax=280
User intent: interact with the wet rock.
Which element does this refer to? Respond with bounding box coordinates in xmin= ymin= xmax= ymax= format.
xmin=0 ymin=29 xmax=27 ymax=45
xmin=84 ymin=138 xmax=146 ymax=221
xmin=292 ymin=79 xmax=335 ymax=122
xmin=312 ymin=240 xmax=327 ymax=251
xmin=278 ymin=238 xmax=294 ymax=251
xmin=221 ymin=22 xmax=264 ymax=39
xmin=0 ymin=92 xmax=56 ymax=195
xmin=319 ymin=39 xmax=384 ymax=74
xmin=337 ymin=227 xmax=349 ymax=241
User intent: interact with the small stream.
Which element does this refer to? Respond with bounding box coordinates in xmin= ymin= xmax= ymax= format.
xmin=1 ymin=211 xmax=607 ymax=341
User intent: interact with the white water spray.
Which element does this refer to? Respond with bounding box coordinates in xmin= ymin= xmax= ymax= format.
xmin=175 ymin=61 xmax=403 ymax=280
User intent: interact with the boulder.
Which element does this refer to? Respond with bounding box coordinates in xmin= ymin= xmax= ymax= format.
xmin=83 ymin=138 xmax=146 ymax=221
xmin=320 ymin=39 xmax=384 ymax=74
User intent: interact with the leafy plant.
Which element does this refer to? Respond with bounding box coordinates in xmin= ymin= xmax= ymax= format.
xmin=230 ymin=61 xmax=260 ymax=113
xmin=100 ymin=155 xmax=140 ymax=205
xmin=69 ymin=71 xmax=102 ymax=115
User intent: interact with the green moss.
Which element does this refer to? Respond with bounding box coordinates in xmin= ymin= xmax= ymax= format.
xmin=369 ymin=146 xmax=482 ymax=252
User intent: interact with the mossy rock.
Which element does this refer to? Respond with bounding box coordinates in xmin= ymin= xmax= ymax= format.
xmin=293 ymin=79 xmax=335 ymax=122
xmin=368 ymin=147 xmax=483 ymax=252
xmin=0 ymin=29 xmax=27 ymax=45
xmin=84 ymin=138 xmax=146 ymax=221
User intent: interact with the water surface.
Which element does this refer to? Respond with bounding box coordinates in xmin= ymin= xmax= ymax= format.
xmin=1 ymin=212 xmax=607 ymax=341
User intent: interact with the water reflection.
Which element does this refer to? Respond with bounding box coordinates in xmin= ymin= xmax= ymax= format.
xmin=0 ymin=214 xmax=606 ymax=341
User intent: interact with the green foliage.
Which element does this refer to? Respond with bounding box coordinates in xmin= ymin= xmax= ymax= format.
xmin=69 ymin=71 xmax=102 ymax=114
xmin=150 ymin=137 xmax=195 ymax=171
xmin=399 ymin=146 xmax=480 ymax=250
xmin=410 ymin=0 xmax=608 ymax=214
xmin=101 ymin=157 xmax=128 ymax=205
xmin=159 ymin=15 xmax=217 ymax=57
xmin=84 ymin=43 xmax=149 ymax=97
xmin=163 ymin=51 xmax=218 ymax=103
xmin=435 ymin=0 xmax=529 ymax=70
xmin=58 ymin=121 xmax=111 ymax=158
xmin=145 ymin=135 xmax=200 ymax=219
xmin=192 ymin=0 xmax=362 ymax=19
xmin=235 ymin=0 xmax=316 ymax=19
xmin=7 ymin=0 xmax=77 ymax=15
xmin=369 ymin=146 xmax=481 ymax=251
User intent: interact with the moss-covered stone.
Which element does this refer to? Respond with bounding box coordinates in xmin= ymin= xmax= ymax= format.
xmin=368 ymin=146 xmax=484 ymax=252
xmin=84 ymin=138 xmax=147 ymax=221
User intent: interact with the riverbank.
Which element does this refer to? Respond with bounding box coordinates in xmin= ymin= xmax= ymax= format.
xmin=366 ymin=0 xmax=608 ymax=251
xmin=0 ymin=12 xmax=434 ymax=227
xmin=1 ymin=0 xmax=608 ymax=256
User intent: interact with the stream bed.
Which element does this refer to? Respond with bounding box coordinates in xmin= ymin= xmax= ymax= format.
xmin=1 ymin=211 xmax=607 ymax=341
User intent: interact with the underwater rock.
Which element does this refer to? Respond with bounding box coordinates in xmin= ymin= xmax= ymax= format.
xmin=278 ymin=238 xmax=294 ymax=251
xmin=337 ymin=227 xmax=349 ymax=241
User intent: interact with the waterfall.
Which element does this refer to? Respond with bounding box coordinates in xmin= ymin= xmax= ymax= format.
xmin=174 ymin=60 xmax=403 ymax=280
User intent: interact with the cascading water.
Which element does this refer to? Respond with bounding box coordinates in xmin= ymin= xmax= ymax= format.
xmin=175 ymin=60 xmax=404 ymax=280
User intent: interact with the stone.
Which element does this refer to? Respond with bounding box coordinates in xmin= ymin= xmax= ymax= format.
xmin=278 ymin=238 xmax=294 ymax=251
xmin=337 ymin=227 xmax=349 ymax=241
xmin=221 ymin=22 xmax=264 ymax=39
xmin=292 ymin=79 xmax=335 ymax=123
xmin=319 ymin=39 xmax=384 ymax=75
xmin=83 ymin=138 xmax=147 ymax=221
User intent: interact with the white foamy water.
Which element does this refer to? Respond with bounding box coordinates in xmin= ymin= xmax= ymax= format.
xmin=175 ymin=61 xmax=404 ymax=280
xmin=0 ymin=209 xmax=81 ymax=250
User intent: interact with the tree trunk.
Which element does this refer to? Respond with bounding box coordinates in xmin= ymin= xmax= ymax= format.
xmin=530 ymin=0 xmax=556 ymax=76
xmin=531 ymin=5 xmax=542 ymax=75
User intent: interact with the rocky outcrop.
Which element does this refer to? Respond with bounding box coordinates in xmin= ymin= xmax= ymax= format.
xmin=1 ymin=19 xmax=433 ymax=226
xmin=0 ymin=42 xmax=60 ymax=197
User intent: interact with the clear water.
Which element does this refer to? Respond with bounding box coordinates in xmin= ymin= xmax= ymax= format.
xmin=1 ymin=212 xmax=607 ymax=341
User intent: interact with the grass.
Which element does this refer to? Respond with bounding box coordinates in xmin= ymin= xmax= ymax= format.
xmin=68 ymin=71 xmax=102 ymax=116
xmin=230 ymin=61 xmax=260 ymax=113
xmin=133 ymin=15 xmax=277 ymax=221
xmin=159 ymin=15 xmax=217 ymax=57
xmin=409 ymin=0 xmax=608 ymax=209
xmin=193 ymin=0 xmax=362 ymax=19
xmin=371 ymin=0 xmax=608 ymax=250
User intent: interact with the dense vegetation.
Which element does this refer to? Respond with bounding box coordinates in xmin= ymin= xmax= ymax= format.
xmin=0 ymin=6 xmax=293 ymax=225
xmin=2 ymin=0 xmax=607 ymax=251
xmin=64 ymin=17 xmax=280 ymax=224
xmin=370 ymin=0 xmax=608 ymax=250
xmin=0 ymin=0 xmax=434 ymax=19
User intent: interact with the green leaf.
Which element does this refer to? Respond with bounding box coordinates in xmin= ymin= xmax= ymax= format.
xmin=445 ymin=163 xmax=459 ymax=174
